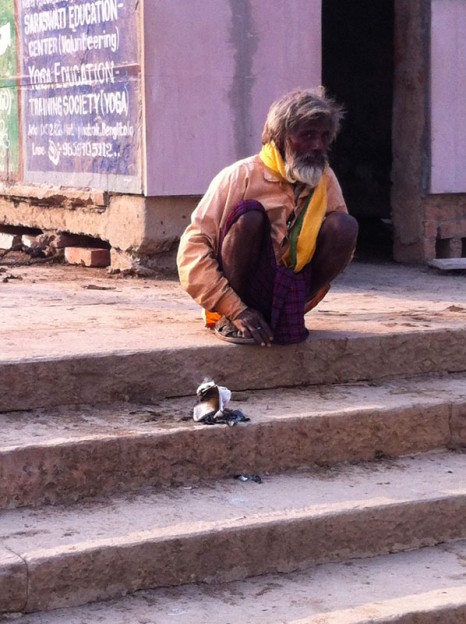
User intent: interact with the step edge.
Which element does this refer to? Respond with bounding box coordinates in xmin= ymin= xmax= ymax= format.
xmin=13 ymin=494 xmax=466 ymax=612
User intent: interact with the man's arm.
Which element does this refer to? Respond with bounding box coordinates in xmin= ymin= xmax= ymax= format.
xmin=326 ymin=167 xmax=348 ymax=214
xmin=177 ymin=164 xmax=249 ymax=320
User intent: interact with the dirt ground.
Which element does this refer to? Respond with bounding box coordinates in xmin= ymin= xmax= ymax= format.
xmin=1 ymin=247 xmax=465 ymax=363
xmin=1 ymin=245 xmax=464 ymax=294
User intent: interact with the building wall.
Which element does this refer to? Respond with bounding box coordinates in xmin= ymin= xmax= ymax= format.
xmin=0 ymin=0 xmax=322 ymax=196
xmin=430 ymin=0 xmax=466 ymax=194
xmin=1 ymin=0 xmax=465 ymax=265
xmin=392 ymin=0 xmax=466 ymax=263
xmin=0 ymin=0 xmax=323 ymax=266
xmin=143 ymin=0 xmax=322 ymax=196
xmin=427 ymin=0 xmax=466 ymax=259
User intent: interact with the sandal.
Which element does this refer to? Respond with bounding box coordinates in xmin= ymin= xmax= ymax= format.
xmin=213 ymin=317 xmax=255 ymax=344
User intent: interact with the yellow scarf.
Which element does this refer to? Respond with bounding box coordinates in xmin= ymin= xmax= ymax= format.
xmin=260 ymin=142 xmax=328 ymax=272
xmin=259 ymin=141 xmax=289 ymax=181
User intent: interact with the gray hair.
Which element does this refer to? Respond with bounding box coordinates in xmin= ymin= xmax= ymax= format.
xmin=261 ymin=87 xmax=344 ymax=152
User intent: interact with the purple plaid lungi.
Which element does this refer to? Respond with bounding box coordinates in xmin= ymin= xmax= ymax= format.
xmin=218 ymin=200 xmax=312 ymax=345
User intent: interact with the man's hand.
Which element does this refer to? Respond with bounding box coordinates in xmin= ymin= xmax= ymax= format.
xmin=232 ymin=308 xmax=274 ymax=347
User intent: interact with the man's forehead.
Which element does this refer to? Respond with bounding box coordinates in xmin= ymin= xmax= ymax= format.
xmin=289 ymin=117 xmax=331 ymax=134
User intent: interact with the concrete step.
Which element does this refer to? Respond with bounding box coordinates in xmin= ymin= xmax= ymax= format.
xmin=2 ymin=373 xmax=465 ymax=508
xmin=5 ymin=540 xmax=466 ymax=623
xmin=2 ymin=325 xmax=465 ymax=412
xmin=1 ymin=261 xmax=465 ymax=412
xmin=1 ymin=450 xmax=466 ymax=613
xmin=2 ymin=260 xmax=465 ymax=620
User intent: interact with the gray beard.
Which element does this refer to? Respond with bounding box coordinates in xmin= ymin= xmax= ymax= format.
xmin=285 ymin=161 xmax=324 ymax=187
xmin=284 ymin=146 xmax=326 ymax=187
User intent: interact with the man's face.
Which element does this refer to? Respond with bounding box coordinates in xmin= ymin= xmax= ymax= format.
xmin=284 ymin=118 xmax=332 ymax=186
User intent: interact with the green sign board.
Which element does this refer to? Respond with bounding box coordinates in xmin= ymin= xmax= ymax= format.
xmin=0 ymin=0 xmax=19 ymax=177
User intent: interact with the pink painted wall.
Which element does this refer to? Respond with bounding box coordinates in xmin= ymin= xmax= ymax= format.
xmin=430 ymin=0 xmax=466 ymax=193
xmin=143 ymin=0 xmax=322 ymax=196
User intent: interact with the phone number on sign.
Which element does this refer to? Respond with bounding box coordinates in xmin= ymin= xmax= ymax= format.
xmin=61 ymin=142 xmax=116 ymax=158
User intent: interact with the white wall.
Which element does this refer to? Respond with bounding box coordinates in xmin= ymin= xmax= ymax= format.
xmin=430 ymin=0 xmax=466 ymax=193
xmin=143 ymin=0 xmax=322 ymax=196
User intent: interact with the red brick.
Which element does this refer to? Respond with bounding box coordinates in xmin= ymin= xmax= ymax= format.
xmin=64 ymin=247 xmax=110 ymax=268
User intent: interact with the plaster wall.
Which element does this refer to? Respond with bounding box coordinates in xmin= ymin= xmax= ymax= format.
xmin=143 ymin=0 xmax=322 ymax=196
xmin=0 ymin=1 xmax=322 ymax=266
xmin=430 ymin=0 xmax=466 ymax=194
xmin=392 ymin=0 xmax=466 ymax=263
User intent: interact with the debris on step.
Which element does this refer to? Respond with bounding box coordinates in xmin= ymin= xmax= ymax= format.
xmin=193 ymin=378 xmax=250 ymax=426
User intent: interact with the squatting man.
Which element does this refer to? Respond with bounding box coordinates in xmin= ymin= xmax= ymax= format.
xmin=177 ymin=88 xmax=358 ymax=347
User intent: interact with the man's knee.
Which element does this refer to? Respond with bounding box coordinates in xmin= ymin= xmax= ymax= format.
xmin=223 ymin=202 xmax=268 ymax=247
xmin=221 ymin=201 xmax=269 ymax=274
xmin=231 ymin=202 xmax=267 ymax=235
xmin=320 ymin=211 xmax=359 ymax=247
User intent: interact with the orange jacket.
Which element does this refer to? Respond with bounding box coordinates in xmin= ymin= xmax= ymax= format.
xmin=177 ymin=154 xmax=347 ymax=321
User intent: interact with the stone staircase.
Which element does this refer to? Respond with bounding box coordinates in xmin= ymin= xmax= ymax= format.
xmin=1 ymin=260 xmax=466 ymax=622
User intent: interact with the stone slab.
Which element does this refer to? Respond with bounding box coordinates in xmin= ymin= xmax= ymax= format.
xmin=0 ymin=260 xmax=465 ymax=411
xmin=428 ymin=258 xmax=466 ymax=271
xmin=1 ymin=326 xmax=466 ymax=412
xmin=1 ymin=452 xmax=466 ymax=611
xmin=3 ymin=541 xmax=466 ymax=623
xmin=21 ymin=234 xmax=38 ymax=249
xmin=451 ymin=401 xmax=466 ymax=447
xmin=0 ymin=547 xmax=27 ymax=612
xmin=1 ymin=373 xmax=465 ymax=508
xmin=1 ymin=261 xmax=466 ymax=364
xmin=0 ymin=232 xmax=21 ymax=250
